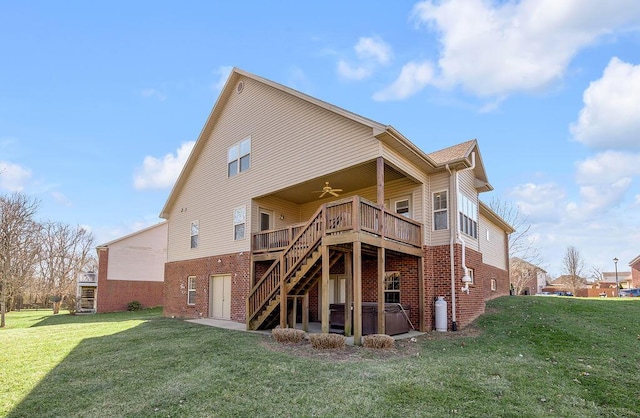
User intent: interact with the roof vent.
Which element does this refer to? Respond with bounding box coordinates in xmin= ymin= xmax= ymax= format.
xmin=236 ymin=81 xmax=244 ymax=94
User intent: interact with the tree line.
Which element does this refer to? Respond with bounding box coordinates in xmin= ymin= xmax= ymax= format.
xmin=0 ymin=193 xmax=95 ymax=327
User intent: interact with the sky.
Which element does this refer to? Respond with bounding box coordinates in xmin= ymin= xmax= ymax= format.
xmin=1 ymin=1 xmax=639 ymax=277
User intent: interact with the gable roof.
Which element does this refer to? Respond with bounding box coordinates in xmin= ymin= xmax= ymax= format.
xmin=160 ymin=68 xmax=492 ymax=218
xmin=96 ymin=221 xmax=167 ymax=249
xmin=630 ymin=254 xmax=640 ymax=267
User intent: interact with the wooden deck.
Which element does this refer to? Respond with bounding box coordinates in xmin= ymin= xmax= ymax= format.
xmin=246 ymin=196 xmax=423 ymax=334
xmin=251 ymin=195 xmax=422 ymax=257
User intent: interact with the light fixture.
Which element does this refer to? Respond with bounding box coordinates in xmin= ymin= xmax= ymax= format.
xmin=279 ymin=214 xmax=285 ymax=220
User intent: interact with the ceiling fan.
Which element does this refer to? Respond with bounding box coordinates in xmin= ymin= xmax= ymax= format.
xmin=313 ymin=181 xmax=343 ymax=198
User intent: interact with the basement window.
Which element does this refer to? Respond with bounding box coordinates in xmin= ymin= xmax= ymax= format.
xmin=384 ymin=271 xmax=401 ymax=303
xmin=187 ymin=276 xmax=196 ymax=305
xmin=491 ymin=278 xmax=497 ymax=291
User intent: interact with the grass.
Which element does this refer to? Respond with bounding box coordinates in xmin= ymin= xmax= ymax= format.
xmin=1 ymin=298 xmax=639 ymax=417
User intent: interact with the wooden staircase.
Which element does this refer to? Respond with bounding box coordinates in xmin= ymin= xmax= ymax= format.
xmin=247 ymin=205 xmax=329 ymax=330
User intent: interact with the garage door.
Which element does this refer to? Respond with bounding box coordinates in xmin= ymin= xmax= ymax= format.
xmin=210 ymin=275 xmax=231 ymax=319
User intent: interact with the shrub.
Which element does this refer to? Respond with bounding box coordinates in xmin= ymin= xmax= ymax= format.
xmin=272 ymin=327 xmax=306 ymax=344
xmin=63 ymin=295 xmax=77 ymax=315
xmin=127 ymin=301 xmax=143 ymax=311
xmin=363 ymin=334 xmax=395 ymax=349
xmin=309 ymin=333 xmax=345 ymax=349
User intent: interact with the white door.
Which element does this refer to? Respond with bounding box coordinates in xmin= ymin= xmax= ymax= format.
xmin=210 ymin=275 xmax=231 ymax=319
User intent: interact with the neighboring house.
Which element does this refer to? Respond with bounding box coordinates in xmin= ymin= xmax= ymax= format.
xmin=543 ymin=275 xmax=589 ymax=296
xmin=95 ymin=222 xmax=168 ymax=312
xmin=509 ymin=257 xmax=547 ymax=295
xmin=630 ymin=255 xmax=640 ymax=288
xmin=160 ymin=68 xmax=514 ymax=343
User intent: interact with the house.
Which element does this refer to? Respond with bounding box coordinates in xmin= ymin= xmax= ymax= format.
xmin=94 ymin=222 xmax=168 ymax=312
xmin=160 ymin=68 xmax=514 ymax=344
xmin=509 ymin=257 xmax=548 ymax=295
xmin=630 ymin=255 xmax=640 ymax=288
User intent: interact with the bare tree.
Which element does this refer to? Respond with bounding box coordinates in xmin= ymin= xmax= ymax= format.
xmin=489 ymin=197 xmax=543 ymax=295
xmin=0 ymin=193 xmax=41 ymax=327
xmin=35 ymin=222 xmax=94 ymax=314
xmin=562 ymin=246 xmax=586 ymax=295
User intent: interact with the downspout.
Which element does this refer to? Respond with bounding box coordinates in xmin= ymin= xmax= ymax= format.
xmin=446 ymin=164 xmax=457 ymax=331
xmin=448 ymin=151 xmax=476 ymax=331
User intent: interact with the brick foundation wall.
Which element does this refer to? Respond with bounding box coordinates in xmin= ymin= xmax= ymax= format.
xmin=164 ymin=252 xmax=250 ymax=321
xmin=96 ymin=248 xmax=164 ymax=313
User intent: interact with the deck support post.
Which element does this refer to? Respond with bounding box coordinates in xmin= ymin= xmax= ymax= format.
xmin=377 ymin=247 xmax=386 ymax=335
xmin=353 ymin=241 xmax=363 ymax=345
xmin=321 ymin=242 xmax=330 ymax=333
xmin=279 ymin=259 xmax=287 ymax=328
xmin=302 ymin=293 xmax=309 ymax=332
xmin=418 ymin=256 xmax=425 ymax=332
xmin=377 ymin=156 xmax=384 ymax=206
xmin=344 ymin=251 xmax=353 ymax=337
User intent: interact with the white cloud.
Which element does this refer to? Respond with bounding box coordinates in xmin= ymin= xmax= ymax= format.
xmin=51 ymin=191 xmax=73 ymax=207
xmin=570 ymin=57 xmax=640 ymax=149
xmin=213 ymin=66 xmax=233 ymax=91
xmin=571 ymin=151 xmax=640 ymax=215
xmin=140 ymin=88 xmax=166 ymax=101
xmin=134 ymin=141 xmax=195 ymax=190
xmin=0 ymin=161 xmax=32 ymax=192
xmin=354 ymin=36 xmax=392 ymax=64
xmin=337 ymin=60 xmax=371 ymax=81
xmin=337 ymin=36 xmax=392 ymax=81
xmin=507 ymin=182 xmax=566 ymax=222
xmin=373 ymin=61 xmax=434 ymax=101
xmin=411 ymin=0 xmax=640 ymax=97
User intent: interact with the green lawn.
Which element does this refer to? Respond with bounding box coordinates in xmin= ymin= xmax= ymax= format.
xmin=1 ymin=297 xmax=639 ymax=417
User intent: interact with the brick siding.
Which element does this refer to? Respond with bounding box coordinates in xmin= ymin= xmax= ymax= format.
xmin=164 ymin=252 xmax=250 ymax=321
xmin=96 ymin=248 xmax=164 ymax=312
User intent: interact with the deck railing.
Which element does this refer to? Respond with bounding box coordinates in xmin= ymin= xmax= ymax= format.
xmin=251 ymin=196 xmax=422 ymax=254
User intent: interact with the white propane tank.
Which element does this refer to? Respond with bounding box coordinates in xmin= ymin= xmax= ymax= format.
xmin=435 ymin=296 xmax=447 ymax=332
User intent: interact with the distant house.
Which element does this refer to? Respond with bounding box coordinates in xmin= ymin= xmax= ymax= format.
xmin=630 ymin=255 xmax=640 ymax=288
xmin=159 ymin=68 xmax=513 ymax=343
xmin=544 ymin=275 xmax=588 ymax=295
xmin=509 ymin=257 xmax=547 ymax=295
xmin=95 ymin=222 xmax=168 ymax=312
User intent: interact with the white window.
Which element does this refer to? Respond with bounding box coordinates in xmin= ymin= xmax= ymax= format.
xmin=395 ymin=198 xmax=410 ymax=218
xmin=491 ymin=278 xmax=497 ymax=291
xmin=458 ymin=192 xmax=478 ymax=239
xmin=433 ymin=191 xmax=448 ymax=230
xmin=467 ymin=268 xmax=475 ymax=285
xmin=233 ymin=206 xmax=246 ymax=241
xmin=228 ymin=137 xmax=251 ymax=177
xmin=190 ymin=221 xmax=199 ymax=249
xmin=187 ymin=276 xmax=196 ymax=305
xmin=384 ymin=271 xmax=401 ymax=303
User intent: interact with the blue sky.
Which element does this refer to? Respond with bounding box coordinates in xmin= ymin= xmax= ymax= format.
xmin=1 ymin=1 xmax=639 ymax=277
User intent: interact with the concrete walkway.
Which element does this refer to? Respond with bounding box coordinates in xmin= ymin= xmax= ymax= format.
xmin=186 ymin=318 xmax=424 ymax=346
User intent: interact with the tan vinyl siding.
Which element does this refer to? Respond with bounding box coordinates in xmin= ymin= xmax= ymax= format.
xmin=298 ymin=177 xmax=421 ymax=222
xmin=430 ymin=172 xmax=452 ymax=246
xmin=479 ymin=213 xmax=508 ymax=270
xmin=252 ymin=195 xmax=305 ymax=231
xmin=167 ymin=76 xmax=380 ymax=262
xmin=106 ymin=223 xmax=168 ymax=282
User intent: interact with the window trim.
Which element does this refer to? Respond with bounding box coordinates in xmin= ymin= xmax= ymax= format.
xmin=458 ymin=192 xmax=478 ymax=239
xmin=491 ymin=278 xmax=497 ymax=291
xmin=190 ymin=220 xmax=199 ymax=249
xmin=394 ymin=197 xmax=411 ymax=218
xmin=227 ymin=136 xmax=251 ymax=177
xmin=467 ymin=268 xmax=475 ymax=285
xmin=187 ymin=276 xmax=196 ymax=305
xmin=233 ymin=206 xmax=246 ymax=241
xmin=433 ymin=190 xmax=448 ymax=231
xmin=384 ymin=271 xmax=401 ymax=304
